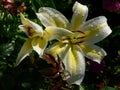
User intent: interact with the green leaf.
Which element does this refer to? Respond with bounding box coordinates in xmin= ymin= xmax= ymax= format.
xmin=101 ymin=86 xmax=116 ymax=90
xmin=79 ymin=85 xmax=85 ymax=90
xmin=118 ymin=50 xmax=120 ymax=55
xmin=21 ymin=82 xmax=31 ymax=88
xmin=0 ymin=43 xmax=14 ymax=59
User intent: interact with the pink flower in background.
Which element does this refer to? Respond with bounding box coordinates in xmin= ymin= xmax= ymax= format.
xmin=102 ymin=0 xmax=120 ymax=12
xmin=1 ymin=0 xmax=13 ymax=9
xmin=1 ymin=0 xmax=25 ymax=14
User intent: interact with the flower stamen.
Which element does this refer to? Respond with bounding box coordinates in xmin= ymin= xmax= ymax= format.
xmin=62 ymin=30 xmax=86 ymax=45
xmin=27 ymin=26 xmax=35 ymax=36
xmin=70 ymin=30 xmax=86 ymax=45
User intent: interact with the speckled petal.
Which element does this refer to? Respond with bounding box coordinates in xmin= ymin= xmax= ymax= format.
xmin=79 ymin=16 xmax=112 ymax=44
xmin=37 ymin=7 xmax=69 ymax=28
xmin=36 ymin=12 xmax=56 ymax=27
xmin=80 ymin=44 xmax=106 ymax=63
xmin=63 ymin=45 xmax=85 ymax=85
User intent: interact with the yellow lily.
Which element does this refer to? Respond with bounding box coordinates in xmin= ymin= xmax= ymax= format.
xmin=37 ymin=1 xmax=112 ymax=85
xmin=15 ymin=14 xmax=73 ymax=66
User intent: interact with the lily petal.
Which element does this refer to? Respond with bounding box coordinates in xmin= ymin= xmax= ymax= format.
xmin=15 ymin=39 xmax=32 ymax=66
xmin=37 ymin=7 xmax=69 ymax=28
xmin=80 ymin=16 xmax=112 ymax=44
xmin=71 ymin=1 xmax=88 ymax=30
xmin=20 ymin=13 xmax=43 ymax=37
xmin=36 ymin=12 xmax=56 ymax=27
xmin=63 ymin=45 xmax=85 ymax=85
xmin=45 ymin=26 xmax=73 ymax=41
xmin=32 ymin=36 xmax=47 ymax=57
xmin=80 ymin=44 xmax=106 ymax=63
xmin=46 ymin=42 xmax=68 ymax=58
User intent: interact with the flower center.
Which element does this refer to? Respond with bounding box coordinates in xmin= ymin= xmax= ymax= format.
xmin=27 ymin=26 xmax=35 ymax=37
xmin=62 ymin=30 xmax=86 ymax=45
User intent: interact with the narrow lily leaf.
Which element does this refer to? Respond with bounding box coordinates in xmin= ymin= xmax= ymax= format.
xmin=79 ymin=44 xmax=106 ymax=63
xmin=15 ymin=39 xmax=32 ymax=66
xmin=45 ymin=26 xmax=73 ymax=41
xmin=32 ymin=36 xmax=47 ymax=57
xmin=37 ymin=7 xmax=69 ymax=28
xmin=63 ymin=45 xmax=85 ymax=85
xmin=71 ymin=1 xmax=88 ymax=30
xmin=79 ymin=16 xmax=112 ymax=44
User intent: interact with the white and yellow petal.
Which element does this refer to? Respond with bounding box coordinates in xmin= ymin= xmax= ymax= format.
xmin=37 ymin=7 xmax=69 ymax=28
xmin=47 ymin=43 xmax=85 ymax=85
xmin=63 ymin=45 xmax=85 ymax=85
xmin=36 ymin=12 xmax=56 ymax=27
xmin=79 ymin=16 xmax=112 ymax=44
xmin=80 ymin=44 xmax=106 ymax=63
xmin=20 ymin=13 xmax=43 ymax=37
xmin=31 ymin=36 xmax=47 ymax=57
xmin=45 ymin=26 xmax=73 ymax=41
xmin=15 ymin=38 xmax=32 ymax=66
xmin=46 ymin=42 xmax=68 ymax=58
xmin=70 ymin=1 xmax=88 ymax=30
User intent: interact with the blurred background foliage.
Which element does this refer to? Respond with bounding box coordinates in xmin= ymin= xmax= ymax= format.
xmin=0 ymin=0 xmax=120 ymax=90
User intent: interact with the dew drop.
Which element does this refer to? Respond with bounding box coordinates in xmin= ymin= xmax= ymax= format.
xmin=3 ymin=57 xmax=6 ymax=60
xmin=7 ymin=54 xmax=10 ymax=56
xmin=90 ymin=24 xmax=94 ymax=27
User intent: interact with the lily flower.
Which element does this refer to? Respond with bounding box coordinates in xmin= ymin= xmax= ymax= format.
xmin=15 ymin=13 xmax=73 ymax=66
xmin=37 ymin=1 xmax=112 ymax=85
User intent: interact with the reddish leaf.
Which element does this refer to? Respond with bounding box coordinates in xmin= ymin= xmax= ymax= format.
xmin=43 ymin=53 xmax=57 ymax=68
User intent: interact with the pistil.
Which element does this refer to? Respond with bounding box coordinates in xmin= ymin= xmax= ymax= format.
xmin=62 ymin=30 xmax=86 ymax=45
